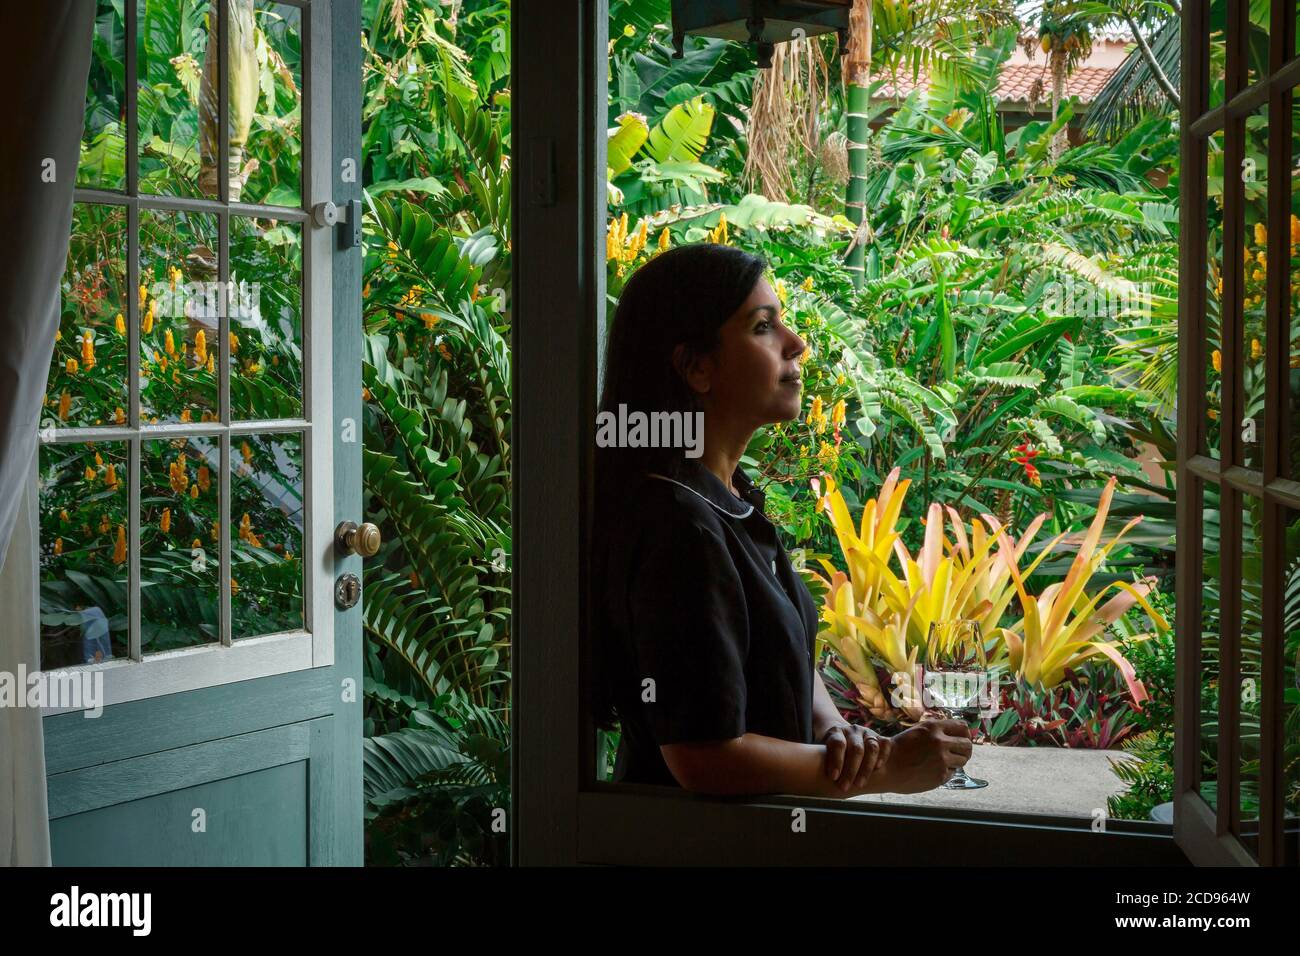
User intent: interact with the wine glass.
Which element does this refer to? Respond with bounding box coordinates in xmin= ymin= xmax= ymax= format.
xmin=923 ymin=619 xmax=989 ymax=791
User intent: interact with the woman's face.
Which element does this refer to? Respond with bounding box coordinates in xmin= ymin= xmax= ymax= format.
xmin=686 ymin=278 xmax=807 ymax=428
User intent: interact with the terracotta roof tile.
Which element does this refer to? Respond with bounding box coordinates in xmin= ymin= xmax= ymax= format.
xmin=872 ymin=64 xmax=1115 ymax=107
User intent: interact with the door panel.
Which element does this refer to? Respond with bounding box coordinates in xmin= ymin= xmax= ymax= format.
xmin=41 ymin=0 xmax=362 ymax=867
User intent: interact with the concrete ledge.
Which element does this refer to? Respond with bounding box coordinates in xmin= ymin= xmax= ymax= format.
xmin=849 ymin=743 xmax=1138 ymax=819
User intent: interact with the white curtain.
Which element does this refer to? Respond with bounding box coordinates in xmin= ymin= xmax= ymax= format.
xmin=0 ymin=1 xmax=95 ymax=867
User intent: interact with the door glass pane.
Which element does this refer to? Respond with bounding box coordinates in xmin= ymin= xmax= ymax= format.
xmin=237 ymin=1 xmax=302 ymax=207
xmin=1243 ymin=0 xmax=1270 ymax=91
xmin=139 ymin=209 xmax=220 ymax=424
xmin=1210 ymin=4 xmax=1227 ymax=110
xmin=79 ymin=0 xmax=127 ymax=191
xmin=1207 ymin=129 xmax=1226 ymax=459
xmin=51 ymin=204 xmax=129 ymax=430
xmin=1287 ymin=90 xmax=1300 ymax=478
xmin=1284 ymin=508 xmax=1300 ymax=865
xmin=141 ymin=436 xmax=221 ymax=653
xmin=232 ymin=431 xmax=303 ymax=637
xmin=1201 ymin=483 xmax=1224 ymax=811
xmin=38 ymin=441 xmax=131 ymax=669
xmin=230 ymin=216 xmax=302 ymax=418
xmin=137 ymin=0 xmax=216 ymax=198
xmin=1238 ymin=495 xmax=1263 ymax=858
xmin=1242 ymin=105 xmax=1267 ymax=470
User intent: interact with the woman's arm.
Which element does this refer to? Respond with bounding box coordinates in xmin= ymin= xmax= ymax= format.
xmin=661 ymin=719 xmax=972 ymax=799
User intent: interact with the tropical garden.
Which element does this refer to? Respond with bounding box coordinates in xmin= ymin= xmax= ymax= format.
xmin=44 ymin=0 xmax=1298 ymax=864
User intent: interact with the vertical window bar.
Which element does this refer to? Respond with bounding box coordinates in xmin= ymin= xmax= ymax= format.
xmin=218 ymin=0 xmax=232 ymax=646
xmin=1176 ymin=0 xmax=1211 ymax=813
xmin=1217 ymin=0 xmax=1249 ymax=839
xmin=1259 ymin=0 xmax=1294 ymax=869
xmin=300 ymin=0 xmax=315 ymax=636
xmin=126 ymin=0 xmax=142 ymax=661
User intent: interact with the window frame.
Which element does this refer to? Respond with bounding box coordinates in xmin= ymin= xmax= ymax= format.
xmin=1174 ymin=0 xmax=1298 ymax=867
xmin=512 ymin=0 xmax=1186 ymax=866
xmin=40 ymin=0 xmax=335 ymax=715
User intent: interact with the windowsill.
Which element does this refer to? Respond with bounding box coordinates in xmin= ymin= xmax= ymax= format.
xmin=849 ymin=742 xmax=1144 ymax=821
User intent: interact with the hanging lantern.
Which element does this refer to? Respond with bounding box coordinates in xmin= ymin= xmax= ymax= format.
xmin=669 ymin=1 xmax=851 ymax=68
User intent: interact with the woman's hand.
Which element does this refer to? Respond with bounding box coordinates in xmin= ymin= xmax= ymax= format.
xmin=821 ymin=723 xmax=891 ymax=793
xmin=882 ymin=717 xmax=973 ymax=793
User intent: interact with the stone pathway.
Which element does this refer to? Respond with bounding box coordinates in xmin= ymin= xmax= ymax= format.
xmin=849 ymin=743 xmax=1138 ymax=819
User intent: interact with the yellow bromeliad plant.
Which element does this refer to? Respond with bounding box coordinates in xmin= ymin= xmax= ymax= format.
xmin=810 ymin=468 xmax=1168 ymax=725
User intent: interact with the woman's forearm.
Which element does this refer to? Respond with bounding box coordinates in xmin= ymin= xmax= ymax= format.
xmin=661 ymin=732 xmax=896 ymax=799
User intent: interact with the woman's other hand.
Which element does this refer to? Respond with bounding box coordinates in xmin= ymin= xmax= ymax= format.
xmin=884 ymin=718 xmax=973 ymax=793
xmin=821 ymin=723 xmax=891 ymax=793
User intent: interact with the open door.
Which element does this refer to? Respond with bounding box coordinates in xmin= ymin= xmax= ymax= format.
xmin=1175 ymin=0 xmax=1299 ymax=866
xmin=37 ymin=0 xmax=362 ymax=866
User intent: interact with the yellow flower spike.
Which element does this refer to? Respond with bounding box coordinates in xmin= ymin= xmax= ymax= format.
xmin=801 ymin=275 xmax=815 ymax=292
xmin=241 ymin=441 xmax=253 ymax=466
xmin=831 ymin=399 xmax=847 ymax=428
xmin=105 ymin=463 xmax=118 ymax=489
xmin=190 ymin=484 xmax=199 ymax=500
xmin=114 ymin=406 xmax=126 ymax=425
xmin=836 ymin=373 xmax=845 ymax=386
xmin=180 ymin=408 xmax=192 ymax=423
xmin=194 ymin=329 xmax=207 ymax=365
xmin=774 ymin=280 xmax=788 ymax=305
xmin=165 ymin=329 xmax=175 ymax=357
xmin=1212 ymin=349 xmax=1222 ymax=372
xmin=81 ymin=330 xmax=95 ymax=370
xmin=65 ymin=357 xmax=78 ymax=375
xmin=206 ymin=352 xmax=214 ymax=374
xmin=198 ymin=465 xmax=210 ymax=493
xmin=657 ymin=227 xmax=670 ymax=252
xmin=169 ymin=265 xmax=182 ymax=290
xmin=98 ymin=513 xmax=110 ymax=534
xmin=95 ymin=452 xmax=103 ymax=467
xmin=239 ymin=512 xmax=251 ymax=540
xmin=1208 ymin=408 xmax=1219 ymax=420
xmin=53 ymin=537 xmax=63 ymax=556
xmin=1252 ymin=338 xmax=1263 ymax=359
xmin=84 ymin=464 xmax=96 ymax=482
xmin=59 ymin=390 xmax=71 ymax=421
xmin=1254 ymin=222 xmax=1267 ymax=246
xmin=230 ymin=577 xmax=239 ymax=596
xmin=211 ymin=520 xmax=219 ymax=543
xmin=59 ymin=509 xmax=69 ymax=522
xmin=807 ymin=395 xmax=823 ymax=425
xmin=139 ymin=284 xmax=148 ymax=311
xmin=160 ymin=508 xmax=171 ymax=534
xmin=142 ymin=303 xmax=154 ymax=334
xmin=115 ymin=313 xmax=126 ymax=335
xmin=192 ymin=538 xmax=202 ymax=550
xmin=172 ymin=368 xmax=180 ymax=385
xmin=55 ymin=329 xmax=62 ymax=341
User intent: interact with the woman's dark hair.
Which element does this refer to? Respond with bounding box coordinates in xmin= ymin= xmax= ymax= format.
xmin=591 ymin=242 xmax=766 ymax=730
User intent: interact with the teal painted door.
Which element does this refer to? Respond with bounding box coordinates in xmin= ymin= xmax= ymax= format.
xmin=41 ymin=0 xmax=362 ymax=866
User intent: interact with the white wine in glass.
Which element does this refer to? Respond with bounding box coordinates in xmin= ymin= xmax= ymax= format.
xmin=924 ymin=620 xmax=989 ymax=791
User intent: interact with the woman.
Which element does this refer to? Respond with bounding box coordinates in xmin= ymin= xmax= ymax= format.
xmin=594 ymin=242 xmax=972 ymax=798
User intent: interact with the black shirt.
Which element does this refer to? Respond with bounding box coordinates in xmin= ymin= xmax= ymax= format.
xmin=600 ymin=459 xmax=820 ymax=787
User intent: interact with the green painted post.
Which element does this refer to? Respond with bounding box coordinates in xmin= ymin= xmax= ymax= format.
xmin=844 ymin=0 xmax=872 ymax=289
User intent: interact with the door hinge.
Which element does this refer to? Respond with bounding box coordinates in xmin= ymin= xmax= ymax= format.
xmin=312 ymin=199 xmax=362 ymax=249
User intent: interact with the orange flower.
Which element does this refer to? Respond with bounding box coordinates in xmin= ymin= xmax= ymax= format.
xmin=81 ymin=330 xmax=96 ymax=369
xmin=114 ymin=406 xmax=126 ymax=425
xmin=59 ymin=390 xmax=71 ymax=421
xmin=160 ymin=507 xmax=171 ymax=533
xmin=194 ymin=329 xmax=207 ymax=366
xmin=165 ymin=329 xmax=175 ymax=357
xmin=105 ymin=463 xmax=118 ymax=489
xmin=112 ymin=525 xmax=127 ymax=565
xmin=53 ymin=537 xmax=63 ymax=556
xmin=115 ymin=312 xmax=126 ymax=335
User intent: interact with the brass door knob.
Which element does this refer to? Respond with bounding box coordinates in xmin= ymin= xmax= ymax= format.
xmin=335 ymin=520 xmax=382 ymax=558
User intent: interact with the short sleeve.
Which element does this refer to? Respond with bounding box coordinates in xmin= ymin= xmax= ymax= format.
xmin=624 ymin=513 xmax=749 ymax=745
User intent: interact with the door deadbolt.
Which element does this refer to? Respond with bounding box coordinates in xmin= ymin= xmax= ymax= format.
xmin=335 ymin=573 xmax=361 ymax=610
xmin=335 ymin=520 xmax=382 ymax=558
